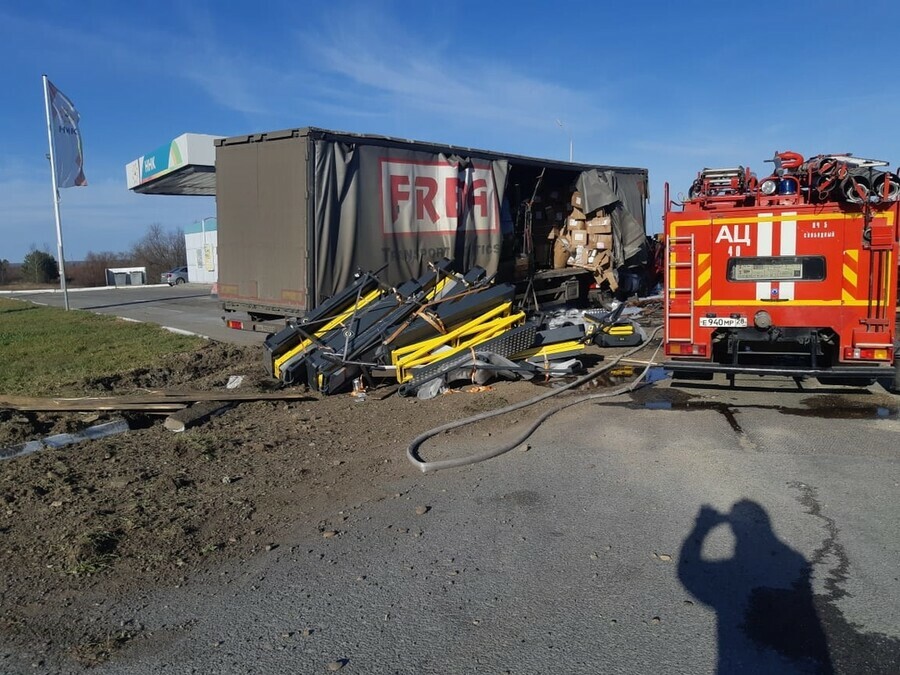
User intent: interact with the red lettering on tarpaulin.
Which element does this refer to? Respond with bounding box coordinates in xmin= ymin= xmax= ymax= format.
xmin=414 ymin=176 xmax=439 ymax=223
xmin=390 ymin=175 xmax=410 ymax=223
xmin=445 ymin=177 xmax=458 ymax=218
xmin=380 ymin=157 xmax=498 ymax=235
xmin=470 ymin=178 xmax=488 ymax=218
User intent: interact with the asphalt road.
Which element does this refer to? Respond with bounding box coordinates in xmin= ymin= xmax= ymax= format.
xmin=4 ymin=286 xmax=898 ymax=672
xmin=77 ymin=376 xmax=897 ymax=675
xmin=2 ymin=284 xmax=266 ymax=345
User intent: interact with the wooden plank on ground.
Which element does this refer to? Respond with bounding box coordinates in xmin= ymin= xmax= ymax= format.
xmin=0 ymin=390 xmax=314 ymax=412
xmin=164 ymin=402 xmax=234 ymax=432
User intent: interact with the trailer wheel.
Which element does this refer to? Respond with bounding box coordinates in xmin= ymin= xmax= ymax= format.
xmin=249 ymin=312 xmax=280 ymax=322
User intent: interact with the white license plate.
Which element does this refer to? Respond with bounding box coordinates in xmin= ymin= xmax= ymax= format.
xmin=699 ymin=317 xmax=747 ymax=328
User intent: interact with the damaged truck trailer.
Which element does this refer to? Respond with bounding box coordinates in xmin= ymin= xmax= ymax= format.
xmin=215 ymin=127 xmax=651 ymax=327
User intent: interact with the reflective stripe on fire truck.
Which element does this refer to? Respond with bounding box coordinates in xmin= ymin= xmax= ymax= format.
xmin=756 ymin=213 xmax=773 ymax=300
xmin=779 ymin=212 xmax=797 ymax=300
xmin=842 ymin=249 xmax=859 ymax=304
xmin=754 ymin=212 xmax=797 ymax=300
xmin=696 ymin=253 xmax=711 ymax=305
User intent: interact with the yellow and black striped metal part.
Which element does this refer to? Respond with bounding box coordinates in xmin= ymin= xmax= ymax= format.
xmin=272 ymin=288 xmax=383 ymax=379
xmin=391 ymin=302 xmax=525 ymax=382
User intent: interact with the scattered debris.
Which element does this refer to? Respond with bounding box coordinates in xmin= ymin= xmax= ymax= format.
xmin=1 ymin=419 xmax=130 ymax=461
xmin=264 ymin=260 xmax=650 ymax=397
xmin=164 ymin=401 xmax=234 ymax=433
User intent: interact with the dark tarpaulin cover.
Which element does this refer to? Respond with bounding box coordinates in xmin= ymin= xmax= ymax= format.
xmin=314 ymin=140 xmax=509 ymax=302
xmin=576 ymin=169 xmax=649 ymax=266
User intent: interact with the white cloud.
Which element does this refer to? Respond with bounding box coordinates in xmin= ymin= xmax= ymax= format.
xmin=299 ymin=11 xmax=611 ymax=136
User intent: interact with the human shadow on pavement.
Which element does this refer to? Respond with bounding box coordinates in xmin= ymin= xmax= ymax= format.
xmin=678 ymin=500 xmax=832 ymax=674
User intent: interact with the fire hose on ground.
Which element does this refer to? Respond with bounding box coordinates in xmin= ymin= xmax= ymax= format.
xmin=406 ymin=326 xmax=664 ymax=473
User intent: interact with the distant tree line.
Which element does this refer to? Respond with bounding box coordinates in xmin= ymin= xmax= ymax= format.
xmin=0 ymin=224 xmax=186 ymax=287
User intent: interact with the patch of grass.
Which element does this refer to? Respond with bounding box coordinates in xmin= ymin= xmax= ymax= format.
xmin=0 ymin=297 xmax=203 ymax=396
xmin=65 ymin=529 xmax=124 ymax=576
xmin=70 ymin=631 xmax=134 ymax=667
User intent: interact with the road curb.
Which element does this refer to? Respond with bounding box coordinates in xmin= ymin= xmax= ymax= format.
xmin=0 ymin=284 xmax=172 ymax=295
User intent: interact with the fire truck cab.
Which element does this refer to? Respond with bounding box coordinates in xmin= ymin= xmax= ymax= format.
xmin=663 ymin=150 xmax=899 ymax=387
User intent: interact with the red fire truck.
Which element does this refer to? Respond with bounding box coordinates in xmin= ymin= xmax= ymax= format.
xmin=663 ymin=150 xmax=899 ymax=387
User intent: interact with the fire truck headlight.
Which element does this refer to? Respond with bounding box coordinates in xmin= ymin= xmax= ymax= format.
xmin=754 ymin=310 xmax=773 ymax=329
xmin=760 ymin=179 xmax=778 ymax=196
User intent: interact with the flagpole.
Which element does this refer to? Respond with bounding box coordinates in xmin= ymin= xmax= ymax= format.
xmin=42 ymin=74 xmax=70 ymax=311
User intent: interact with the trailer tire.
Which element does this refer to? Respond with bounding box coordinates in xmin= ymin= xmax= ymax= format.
xmin=249 ymin=312 xmax=280 ymax=322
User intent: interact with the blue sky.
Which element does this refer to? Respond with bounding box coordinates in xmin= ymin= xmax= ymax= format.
xmin=2 ymin=1 xmax=900 ymax=262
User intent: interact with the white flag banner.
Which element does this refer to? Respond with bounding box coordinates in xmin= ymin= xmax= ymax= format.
xmin=47 ymin=79 xmax=87 ymax=187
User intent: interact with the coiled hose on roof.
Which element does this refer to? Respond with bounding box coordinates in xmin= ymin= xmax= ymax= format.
xmin=407 ymin=326 xmax=663 ymax=473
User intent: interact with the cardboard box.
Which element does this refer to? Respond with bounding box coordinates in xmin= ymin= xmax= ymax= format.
xmin=566 ymin=217 xmax=585 ymax=230
xmin=587 ymin=249 xmax=612 ymax=268
xmin=569 ymin=206 xmax=586 ymax=220
xmin=571 ymin=229 xmax=588 ymax=246
xmin=553 ymin=237 xmax=569 ymax=269
xmin=586 ymin=216 xmax=612 ymax=235
xmin=574 ymin=245 xmax=589 ymax=265
xmin=589 ymin=233 xmax=613 ymax=250
xmin=571 ymin=190 xmax=583 ymax=208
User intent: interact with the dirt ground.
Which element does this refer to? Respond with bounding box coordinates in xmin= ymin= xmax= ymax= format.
xmin=0 ymin=325 xmax=657 ymax=670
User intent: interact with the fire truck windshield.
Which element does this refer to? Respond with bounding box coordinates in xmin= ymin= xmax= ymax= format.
xmin=727 ymin=256 xmax=826 ymax=282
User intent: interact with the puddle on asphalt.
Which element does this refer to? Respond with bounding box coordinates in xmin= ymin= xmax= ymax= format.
xmin=544 ymin=363 xmax=897 ymax=424
xmin=631 ymin=396 xmax=899 ymax=423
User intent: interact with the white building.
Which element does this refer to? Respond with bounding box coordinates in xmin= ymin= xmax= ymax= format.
xmin=185 ymin=217 xmax=218 ymax=283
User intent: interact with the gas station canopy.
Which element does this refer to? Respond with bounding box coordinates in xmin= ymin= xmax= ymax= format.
xmin=126 ymin=133 xmax=221 ymax=196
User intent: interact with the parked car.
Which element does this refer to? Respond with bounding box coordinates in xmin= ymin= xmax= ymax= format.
xmin=161 ymin=266 xmax=189 ymax=285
